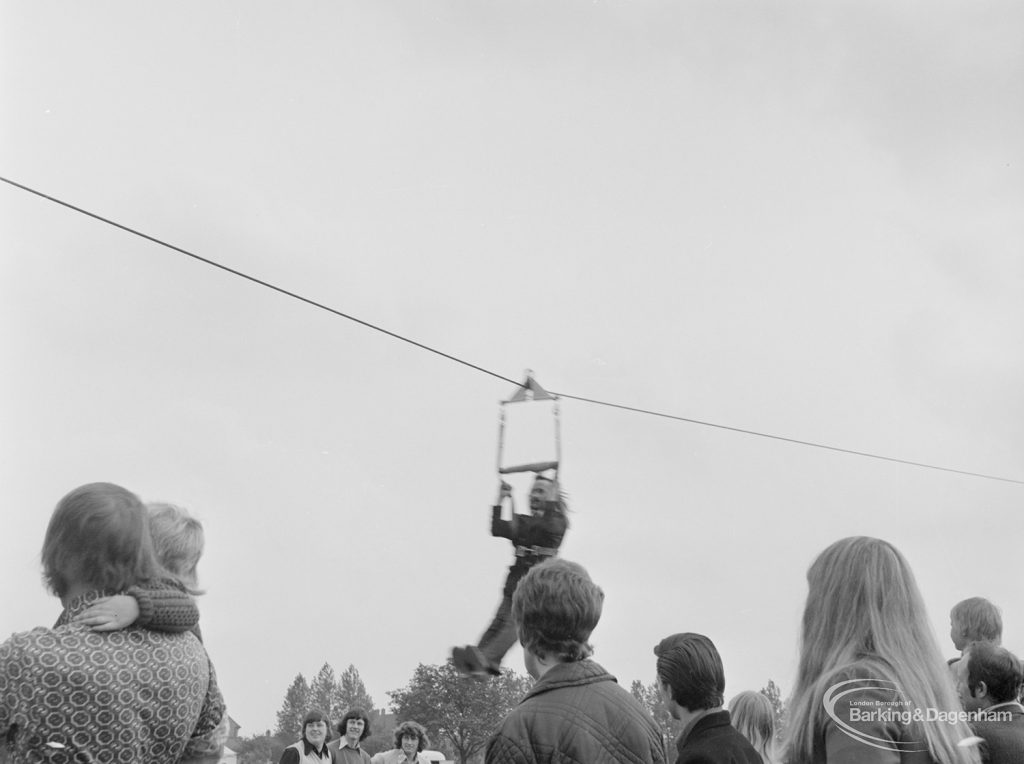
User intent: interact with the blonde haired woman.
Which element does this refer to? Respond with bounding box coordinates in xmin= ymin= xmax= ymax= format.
xmin=729 ymin=691 xmax=777 ymax=764
xmin=785 ymin=536 xmax=978 ymax=764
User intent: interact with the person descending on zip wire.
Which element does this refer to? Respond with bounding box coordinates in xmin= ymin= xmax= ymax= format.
xmin=453 ymin=474 xmax=569 ymax=678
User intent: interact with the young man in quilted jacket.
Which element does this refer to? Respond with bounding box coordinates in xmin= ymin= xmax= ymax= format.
xmin=484 ymin=558 xmax=666 ymax=764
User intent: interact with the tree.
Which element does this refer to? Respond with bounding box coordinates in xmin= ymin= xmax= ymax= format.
xmin=630 ymin=679 xmax=681 ymax=755
xmin=362 ymin=710 xmax=395 ymax=757
xmin=309 ymin=663 xmax=338 ymax=718
xmin=389 ymin=660 xmax=532 ymax=763
xmin=235 ymin=730 xmax=284 ymax=764
xmin=335 ymin=663 xmax=375 ymax=720
xmin=760 ymin=679 xmax=786 ymax=740
xmin=275 ymin=673 xmax=311 ymax=739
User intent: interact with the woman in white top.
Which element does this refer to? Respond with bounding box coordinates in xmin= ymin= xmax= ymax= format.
xmin=280 ymin=709 xmax=333 ymax=764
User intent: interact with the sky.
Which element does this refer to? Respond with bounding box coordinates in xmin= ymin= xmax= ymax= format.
xmin=2 ymin=0 xmax=1023 ymax=739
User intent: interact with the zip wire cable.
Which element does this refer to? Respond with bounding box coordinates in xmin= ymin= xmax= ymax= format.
xmin=0 ymin=175 xmax=517 ymax=388
xmin=552 ymin=393 xmax=1023 ymax=484
xmin=3 ymin=174 xmax=1022 ymax=486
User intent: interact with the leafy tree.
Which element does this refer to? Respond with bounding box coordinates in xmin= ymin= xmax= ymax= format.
xmin=272 ymin=662 xmax=375 ymax=746
xmin=235 ymin=730 xmax=285 ymax=764
xmin=309 ymin=663 xmax=338 ymax=718
xmin=362 ymin=710 xmax=395 ymax=757
xmin=630 ymin=679 xmax=681 ymax=755
xmin=335 ymin=663 xmax=376 ymax=720
xmin=389 ymin=660 xmax=531 ymax=763
xmin=760 ymin=679 xmax=786 ymax=739
xmin=275 ymin=673 xmax=311 ymax=739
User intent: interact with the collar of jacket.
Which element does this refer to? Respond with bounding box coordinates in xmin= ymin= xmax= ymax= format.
xmin=301 ymin=739 xmax=330 ymax=757
xmin=676 ymin=709 xmax=731 ymax=751
xmin=522 ymin=659 xmax=616 ymax=702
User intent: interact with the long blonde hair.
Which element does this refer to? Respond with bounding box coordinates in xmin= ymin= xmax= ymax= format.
xmin=785 ymin=536 xmax=977 ymax=764
xmin=729 ymin=690 xmax=776 ymax=764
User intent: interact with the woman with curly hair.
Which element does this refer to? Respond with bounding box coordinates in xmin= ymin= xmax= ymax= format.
xmin=785 ymin=536 xmax=979 ymax=764
xmin=371 ymin=721 xmax=430 ymax=764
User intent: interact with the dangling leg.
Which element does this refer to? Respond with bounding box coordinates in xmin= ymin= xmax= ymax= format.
xmin=470 ymin=565 xmax=527 ymax=675
xmin=453 ymin=597 xmax=512 ymax=678
xmin=454 ymin=567 xmax=524 ymax=678
xmin=475 ymin=594 xmax=517 ymax=674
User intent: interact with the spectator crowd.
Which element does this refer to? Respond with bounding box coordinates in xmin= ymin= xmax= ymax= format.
xmin=1 ymin=482 xmax=1021 ymax=764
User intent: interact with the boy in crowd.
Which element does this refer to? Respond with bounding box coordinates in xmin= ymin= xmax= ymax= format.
xmin=949 ymin=597 xmax=1002 ymax=666
xmin=485 ymin=558 xmax=665 ymax=764
xmin=73 ymin=502 xmax=205 ymax=637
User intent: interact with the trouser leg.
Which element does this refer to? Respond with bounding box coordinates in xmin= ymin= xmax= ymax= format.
xmin=477 ymin=594 xmax=518 ymax=666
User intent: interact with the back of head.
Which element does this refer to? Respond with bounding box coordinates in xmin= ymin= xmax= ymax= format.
xmin=951 ymin=597 xmax=1002 ymax=646
xmin=41 ymin=482 xmax=162 ymax=598
xmin=798 ymin=536 xmax=932 ymax=680
xmin=729 ymin=691 xmax=775 ymax=760
xmin=512 ymin=558 xmax=603 ymax=661
xmin=654 ymin=632 xmax=725 ymax=711
xmin=965 ymin=642 xmax=1024 ymax=705
xmin=147 ymin=502 xmax=205 ymax=588
xmin=787 ymin=536 xmax=975 ymax=764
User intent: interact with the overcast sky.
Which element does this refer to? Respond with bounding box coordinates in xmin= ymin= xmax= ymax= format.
xmin=2 ymin=1 xmax=1022 ymax=738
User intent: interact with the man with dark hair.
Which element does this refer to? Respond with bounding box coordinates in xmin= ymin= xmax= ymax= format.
xmin=654 ymin=633 xmax=761 ymax=764
xmin=454 ymin=475 xmax=569 ymax=678
xmin=329 ymin=708 xmax=373 ymax=764
xmin=955 ymin=641 xmax=1024 ymax=764
xmin=0 ymin=482 xmax=225 ymax=762
xmin=485 ymin=559 xmax=665 ymax=764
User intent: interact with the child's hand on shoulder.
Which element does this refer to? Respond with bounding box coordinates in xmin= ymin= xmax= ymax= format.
xmin=73 ymin=595 xmax=140 ymax=631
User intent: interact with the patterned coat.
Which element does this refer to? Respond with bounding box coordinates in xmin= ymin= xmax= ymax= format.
xmin=0 ymin=590 xmax=225 ymax=763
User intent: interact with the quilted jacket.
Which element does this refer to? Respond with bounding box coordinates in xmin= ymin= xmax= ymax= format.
xmin=484 ymin=659 xmax=667 ymax=764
